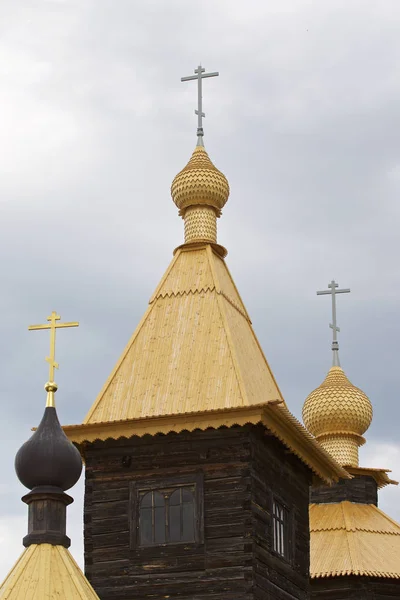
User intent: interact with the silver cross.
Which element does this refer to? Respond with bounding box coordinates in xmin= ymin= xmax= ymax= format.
xmin=181 ymin=64 xmax=219 ymax=142
xmin=317 ymin=280 xmax=350 ymax=366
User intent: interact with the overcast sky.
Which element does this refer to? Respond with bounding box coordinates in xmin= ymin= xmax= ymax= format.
xmin=1 ymin=0 xmax=400 ymax=579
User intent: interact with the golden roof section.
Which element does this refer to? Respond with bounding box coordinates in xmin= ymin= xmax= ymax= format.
xmin=310 ymin=501 xmax=400 ymax=579
xmin=0 ymin=544 xmax=99 ymax=599
xmin=83 ymin=245 xmax=282 ymax=424
xmin=171 ymin=145 xmax=229 ymax=216
xmin=302 ymin=366 xmax=373 ymax=466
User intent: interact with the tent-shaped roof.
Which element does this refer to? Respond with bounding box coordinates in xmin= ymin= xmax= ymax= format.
xmin=84 ymin=244 xmax=282 ymax=423
xmin=310 ymin=501 xmax=400 ymax=579
xmin=0 ymin=544 xmax=99 ymax=599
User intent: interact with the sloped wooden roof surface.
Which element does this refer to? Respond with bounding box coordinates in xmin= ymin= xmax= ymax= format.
xmin=310 ymin=501 xmax=400 ymax=579
xmin=84 ymin=244 xmax=283 ymax=424
xmin=0 ymin=544 xmax=100 ymax=599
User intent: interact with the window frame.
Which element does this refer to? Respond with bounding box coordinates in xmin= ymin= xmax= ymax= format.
xmin=129 ymin=473 xmax=204 ymax=550
xmin=271 ymin=495 xmax=292 ymax=562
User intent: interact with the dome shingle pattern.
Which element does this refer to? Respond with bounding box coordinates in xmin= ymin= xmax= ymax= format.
xmin=171 ymin=145 xmax=229 ymax=216
xmin=302 ymin=366 xmax=373 ymax=466
xmin=303 ymin=367 xmax=373 ymax=438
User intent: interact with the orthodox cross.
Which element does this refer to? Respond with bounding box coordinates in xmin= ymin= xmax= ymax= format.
xmin=28 ymin=311 xmax=79 ymax=382
xmin=317 ymin=280 xmax=350 ymax=366
xmin=181 ymin=64 xmax=219 ymax=141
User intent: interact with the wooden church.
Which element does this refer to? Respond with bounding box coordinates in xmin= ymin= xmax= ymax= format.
xmin=2 ymin=66 xmax=399 ymax=600
xmin=64 ymin=67 xmax=349 ymax=599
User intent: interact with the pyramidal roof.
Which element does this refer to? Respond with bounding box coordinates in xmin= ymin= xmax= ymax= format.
xmin=84 ymin=244 xmax=282 ymax=423
xmin=310 ymin=501 xmax=400 ymax=579
xmin=0 ymin=544 xmax=99 ymax=599
xmin=64 ymin=142 xmax=349 ymax=485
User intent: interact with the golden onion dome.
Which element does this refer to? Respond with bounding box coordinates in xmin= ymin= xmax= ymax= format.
xmin=171 ymin=145 xmax=229 ymax=216
xmin=303 ymin=366 xmax=373 ymax=439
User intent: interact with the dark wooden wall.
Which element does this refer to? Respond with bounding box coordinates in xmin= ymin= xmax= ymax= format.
xmin=310 ymin=475 xmax=378 ymax=506
xmin=82 ymin=424 xmax=312 ymax=600
xmin=310 ymin=575 xmax=400 ymax=599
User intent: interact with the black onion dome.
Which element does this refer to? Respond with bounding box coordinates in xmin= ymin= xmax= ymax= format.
xmin=15 ymin=407 xmax=82 ymax=491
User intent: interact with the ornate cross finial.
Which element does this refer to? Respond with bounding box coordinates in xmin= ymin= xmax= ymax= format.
xmin=28 ymin=311 xmax=79 ymax=406
xmin=181 ymin=64 xmax=219 ymax=145
xmin=316 ymin=280 xmax=350 ymax=366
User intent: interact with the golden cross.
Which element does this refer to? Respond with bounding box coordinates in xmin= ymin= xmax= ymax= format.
xmin=28 ymin=311 xmax=79 ymax=382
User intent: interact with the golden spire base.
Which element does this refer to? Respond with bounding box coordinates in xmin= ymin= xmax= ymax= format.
xmin=45 ymin=381 xmax=58 ymax=408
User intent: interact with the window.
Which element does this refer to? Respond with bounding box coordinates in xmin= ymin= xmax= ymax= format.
xmin=139 ymin=487 xmax=195 ymax=546
xmin=130 ymin=475 xmax=203 ymax=549
xmin=272 ymin=498 xmax=289 ymax=559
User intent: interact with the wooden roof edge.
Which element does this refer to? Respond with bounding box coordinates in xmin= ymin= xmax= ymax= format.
xmin=66 ymin=403 xmax=349 ymax=484
xmin=345 ymin=466 xmax=398 ymax=488
xmin=311 ymin=570 xmax=400 ymax=579
xmin=262 ymin=404 xmax=351 ymax=485
xmin=63 ymin=404 xmax=272 ymax=444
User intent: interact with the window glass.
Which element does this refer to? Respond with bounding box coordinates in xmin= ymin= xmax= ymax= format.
xmin=182 ymin=488 xmax=193 ymax=503
xmin=140 ymin=504 xmax=152 ymax=546
xmin=169 ymin=504 xmax=181 ymax=542
xmin=170 ymin=489 xmax=181 ymax=506
xmin=182 ymin=498 xmax=195 ymax=541
xmin=141 ymin=492 xmax=152 ymax=508
xmin=272 ymin=499 xmax=288 ymax=559
xmin=155 ymin=505 xmax=166 ymax=543
xmin=138 ymin=485 xmax=196 ymax=546
xmin=154 ymin=491 xmax=165 ymax=507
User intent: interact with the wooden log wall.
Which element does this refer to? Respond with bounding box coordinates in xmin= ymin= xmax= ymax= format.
xmin=83 ymin=424 xmax=312 ymax=600
xmin=310 ymin=475 xmax=378 ymax=506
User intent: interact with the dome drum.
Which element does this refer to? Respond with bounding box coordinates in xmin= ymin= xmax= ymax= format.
xmin=184 ymin=205 xmax=217 ymax=243
xmin=316 ymin=432 xmax=366 ymax=467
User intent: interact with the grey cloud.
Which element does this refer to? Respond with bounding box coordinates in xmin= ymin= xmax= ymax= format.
xmin=1 ymin=0 xmax=400 ymax=580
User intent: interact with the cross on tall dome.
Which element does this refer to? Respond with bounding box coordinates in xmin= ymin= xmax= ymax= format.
xmin=28 ymin=311 xmax=79 ymax=395
xmin=181 ymin=64 xmax=219 ymax=144
xmin=316 ymin=280 xmax=350 ymax=366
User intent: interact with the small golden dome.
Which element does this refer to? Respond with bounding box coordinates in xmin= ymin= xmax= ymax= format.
xmin=303 ymin=367 xmax=373 ymax=438
xmin=171 ymin=145 xmax=229 ymax=216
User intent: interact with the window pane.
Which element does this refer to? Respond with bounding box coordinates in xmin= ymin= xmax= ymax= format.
xmin=170 ymin=489 xmax=181 ymax=506
xmin=280 ymin=522 xmax=285 ymax=556
xmin=141 ymin=492 xmax=152 ymax=508
xmin=155 ymin=506 xmax=166 ymax=543
xmin=182 ymin=488 xmax=193 ymax=503
xmin=154 ymin=491 xmax=165 ymax=507
xmin=140 ymin=507 xmax=152 ymax=545
xmin=182 ymin=500 xmax=195 ymax=541
xmin=169 ymin=504 xmax=181 ymax=542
